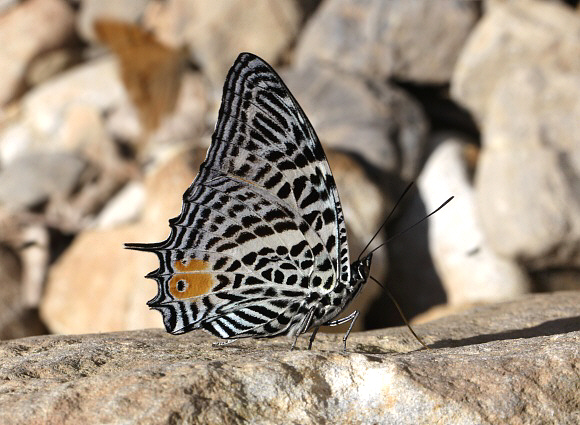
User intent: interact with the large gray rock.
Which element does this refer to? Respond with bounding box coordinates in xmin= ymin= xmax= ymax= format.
xmin=0 ymin=152 xmax=88 ymax=211
xmin=3 ymin=291 xmax=579 ymax=424
xmin=451 ymin=0 xmax=580 ymax=123
xmin=282 ymin=65 xmax=428 ymax=180
xmin=476 ymin=67 xmax=580 ymax=269
xmin=296 ymin=0 xmax=479 ymax=83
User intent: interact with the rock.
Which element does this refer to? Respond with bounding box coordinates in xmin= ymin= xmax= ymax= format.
xmin=0 ymin=0 xmax=75 ymax=105
xmin=296 ymin=0 xmax=479 ymax=83
xmin=24 ymin=48 xmax=82 ymax=88
xmin=146 ymin=0 xmax=304 ymax=87
xmin=107 ymin=71 xmax=209 ymax=154
xmin=19 ymin=223 xmax=50 ymax=308
xmin=40 ymin=148 xmax=203 ymax=334
xmin=0 ymin=242 xmax=46 ymax=340
xmin=419 ymin=135 xmax=530 ymax=304
xmin=0 ymin=122 xmax=33 ymax=165
xmin=0 ymin=0 xmax=18 ymax=14
xmin=93 ymin=181 xmax=146 ymax=230
xmin=530 ymin=268 xmax=580 ymax=293
xmin=0 ymin=52 xmax=202 ymax=164
xmin=77 ymin=0 xmax=150 ymax=42
xmin=4 ymin=291 xmax=580 ymax=424
xmin=21 ymin=56 xmax=126 ymax=139
xmin=0 ymin=152 xmax=88 ymax=211
xmin=0 ymin=57 xmax=127 ymax=162
xmin=476 ymin=67 xmax=580 ymax=269
xmin=56 ymin=102 xmax=117 ymax=164
xmin=451 ymin=0 xmax=580 ymax=123
xmin=282 ymin=64 xmax=428 ymax=180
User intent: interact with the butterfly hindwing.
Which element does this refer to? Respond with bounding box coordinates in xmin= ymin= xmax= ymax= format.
xmin=127 ymin=53 xmax=352 ymax=339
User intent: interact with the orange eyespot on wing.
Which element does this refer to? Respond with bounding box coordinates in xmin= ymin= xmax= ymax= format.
xmin=168 ymin=259 xmax=214 ymax=299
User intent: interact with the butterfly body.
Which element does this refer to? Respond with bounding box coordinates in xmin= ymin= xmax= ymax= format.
xmin=127 ymin=53 xmax=372 ymax=349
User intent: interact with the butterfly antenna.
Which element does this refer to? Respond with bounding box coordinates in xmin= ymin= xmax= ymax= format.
xmin=369 ymin=275 xmax=429 ymax=349
xmin=368 ymin=195 xmax=454 ymax=256
xmin=358 ymin=182 xmax=415 ymax=261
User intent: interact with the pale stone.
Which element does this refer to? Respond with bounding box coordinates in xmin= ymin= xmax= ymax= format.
xmin=419 ymin=136 xmax=530 ymax=304
xmin=0 ymin=0 xmax=75 ymax=104
xmin=476 ymin=67 xmax=580 ymax=268
xmin=77 ymin=0 xmax=150 ymax=42
xmin=451 ymin=0 xmax=580 ymax=123
xmin=0 ymin=152 xmax=88 ymax=211
xmin=93 ymin=181 xmax=146 ymax=230
xmin=146 ymin=0 xmax=303 ymax=87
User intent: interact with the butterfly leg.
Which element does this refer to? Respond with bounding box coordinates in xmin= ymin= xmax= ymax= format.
xmin=324 ymin=310 xmax=360 ymax=352
xmin=212 ymin=339 xmax=238 ymax=347
xmin=307 ymin=326 xmax=321 ymax=350
xmin=291 ymin=307 xmax=316 ymax=351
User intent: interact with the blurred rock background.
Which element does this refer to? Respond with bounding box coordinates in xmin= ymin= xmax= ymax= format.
xmin=0 ymin=0 xmax=578 ymax=340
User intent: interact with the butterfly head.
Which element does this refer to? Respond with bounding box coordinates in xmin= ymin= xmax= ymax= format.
xmin=350 ymin=253 xmax=372 ymax=286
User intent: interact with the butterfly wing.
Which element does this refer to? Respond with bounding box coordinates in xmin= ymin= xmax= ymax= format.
xmin=126 ymin=53 xmax=351 ymax=339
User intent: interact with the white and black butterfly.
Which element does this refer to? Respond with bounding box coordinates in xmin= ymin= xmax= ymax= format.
xmin=126 ymin=53 xmax=373 ymax=350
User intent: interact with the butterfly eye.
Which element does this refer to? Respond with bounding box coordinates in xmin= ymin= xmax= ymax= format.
xmin=176 ymin=280 xmax=188 ymax=292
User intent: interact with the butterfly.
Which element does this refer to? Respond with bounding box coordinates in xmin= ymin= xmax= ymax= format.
xmin=126 ymin=53 xmax=373 ymax=351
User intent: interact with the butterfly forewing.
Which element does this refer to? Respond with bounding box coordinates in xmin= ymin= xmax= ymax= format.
xmin=127 ymin=53 xmax=352 ymax=340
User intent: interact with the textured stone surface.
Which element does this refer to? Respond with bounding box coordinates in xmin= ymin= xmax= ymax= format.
xmin=0 ymin=0 xmax=75 ymax=105
xmin=2 ymin=57 xmax=126 ymax=156
xmin=3 ymin=292 xmax=580 ymax=424
xmin=296 ymin=0 xmax=478 ymax=83
xmin=148 ymin=0 xmax=304 ymax=87
xmin=451 ymin=0 xmax=580 ymax=123
xmin=419 ymin=136 xmax=530 ymax=304
xmin=282 ymin=65 xmax=428 ymax=180
xmin=476 ymin=67 xmax=580 ymax=269
xmin=0 ymin=152 xmax=88 ymax=210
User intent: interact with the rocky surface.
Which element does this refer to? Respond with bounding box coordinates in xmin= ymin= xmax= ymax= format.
xmin=476 ymin=67 xmax=580 ymax=269
xmin=2 ymin=291 xmax=579 ymax=424
xmin=282 ymin=64 xmax=428 ymax=181
xmin=147 ymin=0 xmax=305 ymax=88
xmin=418 ymin=135 xmax=530 ymax=304
xmin=296 ymin=0 xmax=479 ymax=83
xmin=0 ymin=0 xmax=579 ymax=348
xmin=0 ymin=0 xmax=75 ymax=105
xmin=451 ymin=0 xmax=580 ymax=124
xmin=40 ymin=148 xmax=202 ymax=334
